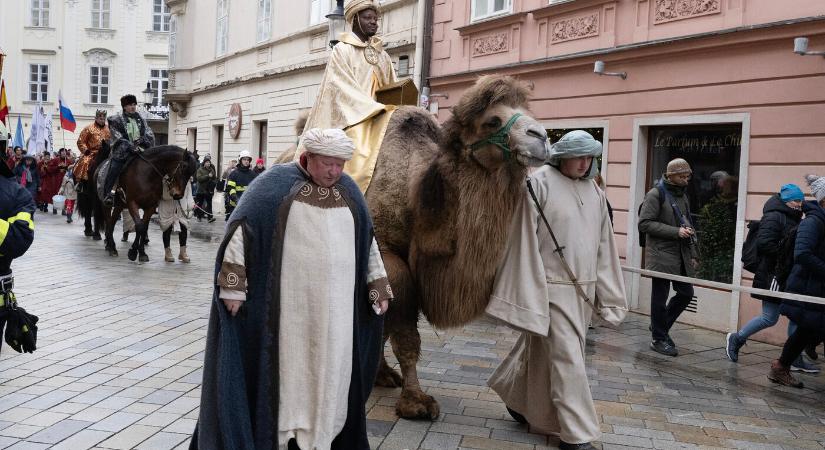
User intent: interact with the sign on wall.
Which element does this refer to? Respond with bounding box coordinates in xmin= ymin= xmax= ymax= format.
xmin=228 ymin=103 xmax=242 ymax=139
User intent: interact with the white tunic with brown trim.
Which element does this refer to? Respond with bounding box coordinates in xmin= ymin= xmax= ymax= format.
xmin=217 ymin=178 xmax=392 ymax=450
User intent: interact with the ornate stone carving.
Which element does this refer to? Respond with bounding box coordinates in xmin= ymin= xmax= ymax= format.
xmin=124 ymin=0 xmax=139 ymax=9
xmin=65 ymin=0 xmax=79 ymax=7
xmin=654 ymin=0 xmax=721 ymax=24
xmin=472 ymin=33 xmax=508 ymax=57
xmin=82 ymin=48 xmax=117 ymax=65
xmin=86 ymin=28 xmax=116 ymax=40
xmin=551 ymin=14 xmax=599 ymax=43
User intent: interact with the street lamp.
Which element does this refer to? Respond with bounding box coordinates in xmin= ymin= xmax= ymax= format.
xmin=141 ymin=82 xmax=155 ymax=108
xmin=326 ymin=1 xmax=345 ymax=48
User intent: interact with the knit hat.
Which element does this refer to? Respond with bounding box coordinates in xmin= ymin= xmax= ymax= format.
xmin=665 ymin=158 xmax=692 ymax=176
xmin=779 ymin=184 xmax=804 ymax=203
xmin=302 ymin=128 xmax=355 ymax=161
xmin=256 ymin=158 xmax=264 ymax=165
xmin=805 ymin=174 xmax=825 ymax=203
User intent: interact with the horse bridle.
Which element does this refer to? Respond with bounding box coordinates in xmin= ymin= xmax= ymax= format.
xmin=136 ymin=151 xmax=187 ymax=192
xmin=466 ymin=112 xmax=523 ymax=162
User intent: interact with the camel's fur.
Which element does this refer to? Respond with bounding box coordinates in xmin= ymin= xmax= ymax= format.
xmin=273 ymin=109 xmax=311 ymax=164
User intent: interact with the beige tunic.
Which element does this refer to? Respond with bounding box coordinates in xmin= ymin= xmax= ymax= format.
xmin=158 ymin=182 xmax=194 ymax=231
xmin=486 ymin=165 xmax=628 ymax=444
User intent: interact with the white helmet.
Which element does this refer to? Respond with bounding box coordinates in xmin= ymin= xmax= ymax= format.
xmin=238 ymin=150 xmax=252 ymax=160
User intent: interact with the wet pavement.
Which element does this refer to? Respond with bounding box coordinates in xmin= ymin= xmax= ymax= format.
xmin=1 ymin=211 xmax=824 ymax=449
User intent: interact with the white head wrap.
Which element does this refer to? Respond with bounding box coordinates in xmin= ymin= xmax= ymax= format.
xmin=547 ymin=130 xmax=603 ymax=179
xmin=345 ymin=0 xmax=381 ymax=24
xmin=805 ymin=174 xmax=825 ymax=203
xmin=302 ymin=128 xmax=355 ymax=161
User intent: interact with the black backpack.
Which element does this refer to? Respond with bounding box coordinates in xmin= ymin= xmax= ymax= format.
xmin=773 ymin=223 xmax=799 ymax=286
xmin=741 ymin=221 xmax=761 ymax=273
xmin=638 ymin=183 xmax=665 ymax=248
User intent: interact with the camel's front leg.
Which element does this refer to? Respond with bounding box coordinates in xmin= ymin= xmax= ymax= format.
xmin=379 ymin=251 xmax=440 ymax=420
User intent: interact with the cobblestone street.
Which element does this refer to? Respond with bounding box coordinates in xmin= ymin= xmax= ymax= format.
xmin=1 ymin=212 xmax=825 ymax=449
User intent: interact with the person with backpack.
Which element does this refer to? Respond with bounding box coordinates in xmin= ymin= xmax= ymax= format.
xmin=725 ymin=184 xmax=804 ymax=363
xmin=768 ymin=175 xmax=825 ymax=388
xmin=638 ymin=158 xmax=699 ymax=357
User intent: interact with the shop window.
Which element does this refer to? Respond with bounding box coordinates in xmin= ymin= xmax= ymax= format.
xmin=647 ymin=125 xmax=742 ymax=283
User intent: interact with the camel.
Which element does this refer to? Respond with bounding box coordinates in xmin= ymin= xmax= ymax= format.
xmin=279 ymin=75 xmax=549 ymax=419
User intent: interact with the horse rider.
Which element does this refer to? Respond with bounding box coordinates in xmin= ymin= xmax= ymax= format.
xmin=225 ymin=150 xmax=258 ymax=219
xmin=75 ymin=109 xmax=111 ymax=191
xmin=0 ymin=134 xmax=36 ymax=338
xmin=103 ymin=95 xmax=155 ymax=207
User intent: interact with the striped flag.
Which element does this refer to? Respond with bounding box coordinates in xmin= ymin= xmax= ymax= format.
xmin=0 ymin=80 xmax=7 ymax=125
xmin=58 ymin=91 xmax=76 ymax=132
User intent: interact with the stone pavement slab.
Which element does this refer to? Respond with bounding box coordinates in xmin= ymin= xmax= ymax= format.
xmin=1 ymin=213 xmax=824 ymax=449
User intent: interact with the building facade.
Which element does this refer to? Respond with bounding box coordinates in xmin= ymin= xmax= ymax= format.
xmin=428 ymin=0 xmax=825 ymax=344
xmin=164 ymin=0 xmax=423 ymax=172
xmin=1 ymin=0 xmax=171 ymax=152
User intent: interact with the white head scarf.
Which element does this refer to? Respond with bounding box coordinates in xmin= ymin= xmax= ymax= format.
xmin=547 ymin=130 xmax=603 ymax=179
xmin=302 ymin=128 xmax=355 ymax=161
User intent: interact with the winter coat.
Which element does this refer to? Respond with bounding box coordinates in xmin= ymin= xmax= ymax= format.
xmin=14 ymin=162 xmax=40 ymax=201
xmin=226 ymin=165 xmax=258 ymax=205
xmin=638 ymin=177 xmax=699 ymax=277
xmin=0 ymin=175 xmax=36 ymax=275
xmin=781 ymin=201 xmax=825 ymax=330
xmin=196 ymin=164 xmax=217 ymax=194
xmin=37 ymin=159 xmax=61 ymax=204
xmin=752 ymin=194 xmax=802 ymax=302
xmin=58 ymin=175 xmax=77 ymax=201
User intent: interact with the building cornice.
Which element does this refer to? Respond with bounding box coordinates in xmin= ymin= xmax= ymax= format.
xmin=165 ymin=0 xmax=187 ymax=15
xmin=144 ymin=53 xmax=169 ymax=59
xmin=22 ymin=49 xmax=57 ymax=55
xmin=430 ymin=15 xmax=825 ymax=85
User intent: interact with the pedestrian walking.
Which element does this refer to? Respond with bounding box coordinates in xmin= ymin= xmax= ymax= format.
xmin=768 ymin=175 xmax=825 ymax=388
xmin=195 ymin=155 xmax=217 ymax=222
xmin=14 ymin=154 xmax=40 ymax=211
xmin=638 ymin=158 xmax=699 ymax=357
xmin=191 ymin=128 xmax=390 ymax=450
xmin=37 ymin=151 xmax=61 ymax=213
xmin=725 ymin=184 xmax=803 ymax=362
xmin=158 ymin=180 xmax=194 ymax=263
xmin=58 ymin=168 xmax=78 ymax=223
xmin=486 ymin=131 xmax=627 ymax=450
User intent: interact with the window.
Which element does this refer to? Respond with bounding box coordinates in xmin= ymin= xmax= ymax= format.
xmin=471 ymin=0 xmax=512 ymax=22
xmin=310 ymin=0 xmax=334 ymax=25
xmin=30 ymin=0 xmax=50 ymax=27
xmin=256 ymin=0 xmax=272 ymax=42
xmin=91 ymin=0 xmax=111 ymax=28
xmin=397 ymin=55 xmax=410 ymax=77
xmin=149 ymin=69 xmax=169 ymax=106
xmin=216 ymin=0 xmax=229 ymax=57
xmin=169 ymin=16 xmax=177 ymax=67
xmin=153 ymin=0 xmax=171 ymax=32
xmin=29 ymin=64 xmax=49 ymax=102
xmin=89 ymin=66 xmax=109 ymax=104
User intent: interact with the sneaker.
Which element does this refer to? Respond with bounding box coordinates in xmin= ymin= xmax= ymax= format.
xmin=805 ymin=343 xmax=819 ymax=360
xmin=559 ymin=441 xmax=596 ymax=450
xmin=791 ymin=355 xmax=820 ymax=373
xmin=725 ymin=333 xmax=742 ymax=362
xmin=650 ymin=340 xmax=678 ymax=357
xmin=769 ymin=360 xmax=804 ymax=388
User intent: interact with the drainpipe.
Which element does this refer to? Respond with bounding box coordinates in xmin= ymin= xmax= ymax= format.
xmin=415 ymin=0 xmax=434 ymax=91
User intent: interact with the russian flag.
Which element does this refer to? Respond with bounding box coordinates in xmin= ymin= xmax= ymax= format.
xmin=58 ymin=91 xmax=76 ymax=132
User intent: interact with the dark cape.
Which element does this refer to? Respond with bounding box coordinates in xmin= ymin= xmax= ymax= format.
xmin=191 ymin=162 xmax=384 ymax=450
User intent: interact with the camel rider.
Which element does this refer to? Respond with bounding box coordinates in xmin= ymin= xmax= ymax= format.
xmin=296 ymin=0 xmax=398 ymax=192
xmin=103 ymin=95 xmax=155 ymax=207
xmin=74 ymin=110 xmax=111 ymax=189
xmin=0 ymin=136 xmax=36 ymax=346
xmin=225 ymin=150 xmax=258 ymax=218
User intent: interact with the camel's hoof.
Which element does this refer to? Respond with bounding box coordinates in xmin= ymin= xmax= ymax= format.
xmin=395 ymin=389 xmax=440 ymax=420
xmin=92 ymin=234 xmax=102 ymax=241
xmin=374 ymin=366 xmax=403 ymax=388
xmin=138 ymin=253 xmax=149 ymax=263
xmin=127 ymin=248 xmax=138 ymax=261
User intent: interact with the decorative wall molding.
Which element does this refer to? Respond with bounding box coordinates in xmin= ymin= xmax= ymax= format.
xmin=472 ymin=33 xmax=509 ymax=57
xmin=65 ymin=0 xmax=79 ymax=7
xmin=125 ymin=0 xmax=139 ymax=9
xmin=145 ymin=31 xmax=170 ymax=43
xmin=85 ymin=28 xmax=117 ymax=40
xmin=82 ymin=48 xmax=117 ymax=65
xmin=551 ymin=13 xmax=599 ymax=43
xmin=654 ymin=0 xmax=721 ymax=24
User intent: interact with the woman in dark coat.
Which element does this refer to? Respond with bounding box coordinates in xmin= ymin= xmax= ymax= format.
xmin=14 ymin=155 xmax=40 ymax=207
xmin=769 ymin=175 xmax=825 ymax=388
xmin=725 ymin=185 xmax=803 ymax=362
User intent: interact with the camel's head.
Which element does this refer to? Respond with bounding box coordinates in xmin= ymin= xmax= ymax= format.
xmin=443 ymin=75 xmax=549 ymax=169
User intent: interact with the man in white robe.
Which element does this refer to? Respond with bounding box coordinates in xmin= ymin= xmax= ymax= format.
xmin=486 ymin=130 xmax=628 ymax=450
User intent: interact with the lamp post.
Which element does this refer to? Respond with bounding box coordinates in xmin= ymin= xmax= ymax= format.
xmin=141 ymin=82 xmax=155 ymax=109
xmin=326 ymin=0 xmax=345 ymax=48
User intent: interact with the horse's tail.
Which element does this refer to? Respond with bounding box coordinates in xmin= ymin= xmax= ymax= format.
xmin=77 ymin=188 xmax=93 ymax=219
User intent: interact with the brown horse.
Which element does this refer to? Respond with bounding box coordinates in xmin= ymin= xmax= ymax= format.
xmin=94 ymin=146 xmax=198 ymax=262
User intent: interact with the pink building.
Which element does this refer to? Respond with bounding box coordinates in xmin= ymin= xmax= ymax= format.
xmin=427 ymin=0 xmax=825 ymax=344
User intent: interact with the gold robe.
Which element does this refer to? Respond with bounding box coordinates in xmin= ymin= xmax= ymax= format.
xmin=298 ymin=32 xmax=397 ymax=192
xmin=486 ymin=166 xmax=628 ymax=444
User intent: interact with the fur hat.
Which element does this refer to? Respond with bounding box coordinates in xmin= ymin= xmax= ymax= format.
xmin=665 ymin=158 xmax=692 ymax=176
xmin=120 ymin=95 xmax=137 ymax=108
xmin=345 ymin=0 xmax=380 ymax=24
xmin=805 ymin=174 xmax=825 ymax=203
